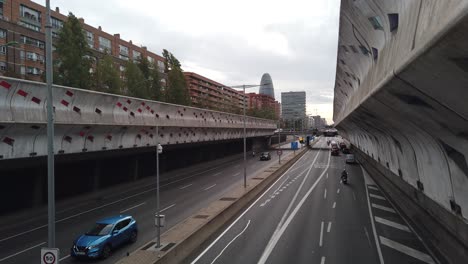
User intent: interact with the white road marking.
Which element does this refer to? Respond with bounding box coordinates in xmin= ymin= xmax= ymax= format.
xmin=0 ymin=242 xmax=45 ymax=262
xmin=364 ymin=227 xmax=372 ymax=248
xmin=332 ymin=202 xmax=336 ymax=208
xmin=203 ymin=184 xmax=217 ymax=191
xmin=120 ymin=202 xmax=146 ymax=213
xmin=258 ymin=153 xmax=330 ymax=264
xmin=210 ymin=220 xmax=251 ymax=264
xmin=375 ymin=217 xmax=410 ymax=232
xmin=324 ymin=189 xmax=327 ymax=199
xmin=337 ymin=188 xmax=340 ymax=194
xmin=326 ymin=173 xmax=328 ymax=179
xmin=353 ymin=191 xmax=357 ymax=201
xmin=179 ymin=183 xmax=193 ymax=190
xmin=60 ymin=254 xmax=71 ymax=261
xmin=212 ymin=172 xmax=221 ymax=177
xmin=372 ymin=203 xmax=396 ymax=213
xmin=368 ymin=185 xmax=379 ymax=190
xmin=320 ymin=256 xmax=326 ymax=264
xmin=160 ymin=203 xmax=176 ymax=213
xmin=370 ymin=193 xmax=386 ymax=200
xmin=319 ymin=221 xmax=324 ymax=246
xmin=190 ymin=149 xmax=311 ymax=264
xmin=260 ymin=199 xmax=271 ymax=207
xmin=233 ymin=172 xmax=241 ymax=177
xmin=380 ymin=236 xmax=435 ymax=264
xmin=364 ymin=174 xmax=385 ymax=264
xmin=327 ymin=222 xmax=332 ymax=233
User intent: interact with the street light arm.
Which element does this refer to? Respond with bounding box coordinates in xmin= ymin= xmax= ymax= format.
xmin=227 ymin=82 xmax=272 ymax=89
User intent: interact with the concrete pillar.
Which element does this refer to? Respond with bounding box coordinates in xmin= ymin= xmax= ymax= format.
xmin=32 ymin=172 xmax=43 ymax=206
xmin=93 ymin=160 xmax=100 ymax=191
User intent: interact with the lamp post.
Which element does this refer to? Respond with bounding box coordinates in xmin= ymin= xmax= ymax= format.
xmin=278 ymin=119 xmax=281 ymax=164
xmin=155 ymin=126 xmax=163 ymax=248
xmin=227 ymin=83 xmax=270 ymax=188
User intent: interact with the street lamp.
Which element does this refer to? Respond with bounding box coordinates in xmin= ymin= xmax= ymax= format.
xmin=227 ymin=83 xmax=271 ymax=188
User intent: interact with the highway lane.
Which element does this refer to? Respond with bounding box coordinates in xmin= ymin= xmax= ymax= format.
xmin=0 ymin=142 xmax=300 ymax=264
xmin=188 ymin=137 xmax=438 ymax=264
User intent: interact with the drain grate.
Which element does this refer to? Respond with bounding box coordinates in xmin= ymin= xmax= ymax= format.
xmin=141 ymin=242 xmax=156 ymax=250
xmin=193 ymin=214 xmax=210 ymax=219
xmin=160 ymin=242 xmax=176 ymax=252
xmin=220 ymin=197 xmax=237 ymax=201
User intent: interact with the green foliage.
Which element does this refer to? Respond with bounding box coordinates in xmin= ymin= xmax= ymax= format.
xmin=149 ymin=63 xmax=164 ymax=101
xmin=53 ymin=12 xmax=91 ymax=89
xmin=93 ymin=54 xmax=121 ymax=94
xmin=247 ymin=106 xmax=277 ymax=120
xmin=162 ymin=49 xmax=190 ymax=106
xmin=124 ymin=60 xmax=147 ymax=98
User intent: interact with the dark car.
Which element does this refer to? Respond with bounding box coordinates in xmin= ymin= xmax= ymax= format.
xmin=260 ymin=152 xmax=271 ymax=161
xmin=339 ymin=142 xmax=346 ymax=150
xmin=331 ymin=148 xmax=340 ymax=156
xmin=71 ymin=215 xmax=138 ymax=259
xmin=342 ymin=148 xmax=350 ymax=154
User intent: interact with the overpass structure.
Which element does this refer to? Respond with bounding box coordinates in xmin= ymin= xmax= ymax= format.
xmin=0 ymin=77 xmax=276 ymax=160
xmin=334 ymin=0 xmax=468 ymax=262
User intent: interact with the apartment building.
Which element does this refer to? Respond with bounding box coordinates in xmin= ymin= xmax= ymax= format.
xmin=0 ymin=0 xmax=165 ymax=83
xmin=247 ymin=92 xmax=280 ymax=119
xmin=184 ymin=72 xmax=245 ymax=113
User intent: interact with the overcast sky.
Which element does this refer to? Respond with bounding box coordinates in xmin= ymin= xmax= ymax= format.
xmin=39 ymin=0 xmax=340 ymax=123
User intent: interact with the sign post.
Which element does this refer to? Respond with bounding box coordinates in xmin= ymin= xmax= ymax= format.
xmin=41 ymin=248 xmax=59 ymax=264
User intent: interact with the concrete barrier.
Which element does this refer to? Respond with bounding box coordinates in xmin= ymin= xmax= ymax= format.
xmin=117 ymin=148 xmax=308 ymax=264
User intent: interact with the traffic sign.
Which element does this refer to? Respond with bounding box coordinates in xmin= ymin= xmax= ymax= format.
xmin=277 ymin=150 xmax=282 ymax=156
xmin=41 ymin=248 xmax=59 ymax=264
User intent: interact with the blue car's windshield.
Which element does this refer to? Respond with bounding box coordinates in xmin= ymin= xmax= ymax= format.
xmin=86 ymin=223 xmax=113 ymax=236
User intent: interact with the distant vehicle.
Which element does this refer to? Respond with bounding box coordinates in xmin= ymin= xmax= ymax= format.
xmin=346 ymin=154 xmax=356 ymax=164
xmin=330 ymin=141 xmax=338 ymax=149
xmin=331 ymin=148 xmax=340 ymax=156
xmin=339 ymin=142 xmax=346 ymax=150
xmin=260 ymin=152 xmax=271 ymax=161
xmin=71 ymin=215 xmax=138 ymax=259
xmin=342 ymin=148 xmax=351 ymax=154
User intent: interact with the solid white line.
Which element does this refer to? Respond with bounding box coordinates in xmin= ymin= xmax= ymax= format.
xmin=0 ymin=225 xmax=47 ymax=243
xmin=324 ymin=189 xmax=327 ymax=199
xmin=258 ymin=153 xmax=330 ymax=264
xmin=375 ymin=217 xmax=410 ymax=232
xmin=337 ymin=188 xmax=340 ymax=194
xmin=179 ymin=183 xmax=193 ymax=190
xmin=320 ymin=256 xmax=326 ymax=264
xmin=327 ymin=222 xmax=332 ymax=233
xmin=191 ymin=150 xmax=311 ymax=264
xmin=380 ymin=236 xmax=435 ymax=264
xmin=319 ymin=221 xmax=324 ymax=247
xmin=0 ymin=241 xmax=45 ymax=262
xmin=372 ymin=203 xmax=396 ymax=213
xmin=160 ymin=203 xmax=176 ymax=213
xmin=368 ymin=185 xmax=379 ymax=190
xmin=210 ymin=220 xmax=251 ymax=264
xmin=203 ymin=184 xmax=217 ymax=191
xmin=60 ymin=254 xmax=71 ymax=261
xmin=233 ymin=172 xmax=240 ymax=177
xmin=332 ymin=202 xmax=336 ymax=208
xmin=120 ymin=202 xmax=146 ymax=213
xmin=364 ymin=227 xmax=372 ymax=248
xmin=370 ymin=193 xmax=386 ymax=200
xmin=365 ymin=177 xmax=385 ymax=264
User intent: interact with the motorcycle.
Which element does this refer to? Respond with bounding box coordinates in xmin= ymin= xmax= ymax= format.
xmin=341 ymin=172 xmax=348 ymax=184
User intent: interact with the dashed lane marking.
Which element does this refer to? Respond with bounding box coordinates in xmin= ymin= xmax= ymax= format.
xmin=179 ymin=183 xmax=193 ymax=190
xmin=332 ymin=202 xmax=336 ymax=208
xmin=375 ymin=216 xmax=410 ymax=232
xmin=203 ymin=184 xmax=217 ymax=191
xmin=372 ymin=203 xmax=396 ymax=213
xmin=370 ymin=193 xmax=386 ymax=200
xmin=327 ymin=222 xmax=332 ymax=233
xmin=380 ymin=236 xmax=435 ymax=264
xmin=368 ymin=185 xmax=379 ymax=191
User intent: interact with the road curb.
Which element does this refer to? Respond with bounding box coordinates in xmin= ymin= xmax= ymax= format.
xmin=117 ymin=147 xmax=308 ymax=264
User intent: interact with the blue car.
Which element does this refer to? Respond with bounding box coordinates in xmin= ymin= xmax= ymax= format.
xmin=71 ymin=215 xmax=138 ymax=259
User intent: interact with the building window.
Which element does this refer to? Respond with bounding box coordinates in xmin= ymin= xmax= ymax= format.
xmin=119 ymin=45 xmax=128 ymax=56
xmin=98 ymin=36 xmax=111 ymax=52
xmin=51 ymin=17 xmax=63 ymax=29
xmin=119 ymin=54 xmax=129 ymax=61
xmin=133 ymin=50 xmax=141 ymax=60
xmin=0 ymin=29 xmax=5 ymax=38
xmin=26 ymin=66 xmax=41 ymax=75
xmin=0 ymin=46 xmax=6 ymax=55
xmin=20 ymin=5 xmax=41 ymax=24
xmin=20 ymin=66 xmax=26 ymax=75
xmin=157 ymin=60 xmax=164 ymax=72
xmin=388 ymin=13 xmax=399 ymax=32
xmin=0 ymin=61 xmax=6 ymax=71
xmin=85 ymin=31 xmax=94 ymax=48
xmin=19 ymin=50 xmax=25 ymax=60
xmin=368 ymin=16 xmax=383 ymax=30
xmin=20 ymin=35 xmax=44 ymax=49
xmin=148 ymin=57 xmax=154 ymax=63
xmin=18 ymin=21 xmax=41 ymax=32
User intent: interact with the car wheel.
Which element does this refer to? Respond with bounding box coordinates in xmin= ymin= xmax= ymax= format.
xmin=129 ymin=230 xmax=137 ymax=243
xmin=101 ymin=244 xmax=111 ymax=259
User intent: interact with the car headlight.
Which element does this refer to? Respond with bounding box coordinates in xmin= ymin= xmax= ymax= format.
xmin=87 ymin=244 xmax=100 ymax=250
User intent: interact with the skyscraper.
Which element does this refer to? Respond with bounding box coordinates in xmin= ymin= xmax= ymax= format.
xmin=281 ymin=91 xmax=306 ymax=129
xmin=259 ymin=73 xmax=275 ymax=99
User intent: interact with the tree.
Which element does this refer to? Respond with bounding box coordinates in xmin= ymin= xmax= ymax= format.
xmin=93 ymin=53 xmax=121 ymax=94
xmin=149 ymin=64 xmax=164 ymax=101
xmin=124 ymin=61 xmax=147 ymax=98
xmin=162 ymin=49 xmax=190 ymax=106
xmin=54 ymin=12 xmax=91 ymax=88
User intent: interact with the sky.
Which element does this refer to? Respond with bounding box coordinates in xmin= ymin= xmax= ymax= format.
xmin=37 ymin=0 xmax=341 ymax=123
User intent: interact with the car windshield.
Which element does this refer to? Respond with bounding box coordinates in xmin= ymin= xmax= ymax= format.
xmin=261 ymin=152 xmax=269 ymax=156
xmin=86 ymin=223 xmax=113 ymax=236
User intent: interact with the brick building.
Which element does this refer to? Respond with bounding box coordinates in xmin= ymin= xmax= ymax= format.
xmin=0 ymin=0 xmax=165 ymax=83
xmin=184 ymin=72 xmax=245 ymax=114
xmin=247 ymin=92 xmax=281 ymax=119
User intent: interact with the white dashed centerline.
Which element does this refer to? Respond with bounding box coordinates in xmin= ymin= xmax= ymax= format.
xmin=323 ymin=189 xmax=327 ymax=199
xmin=319 ymin=221 xmax=324 ymax=247
xmin=203 ymin=184 xmax=217 ymax=191
xmin=160 ymin=203 xmax=176 ymax=213
xmin=233 ymin=172 xmax=241 ymax=177
xmin=320 ymin=256 xmax=326 ymax=264
xmin=327 ymin=222 xmax=332 ymax=233
xmin=337 ymin=188 xmax=340 ymax=194
xmin=332 ymin=202 xmax=336 ymax=208
xmin=179 ymin=183 xmax=193 ymax=190
xmin=120 ymin=202 xmax=146 ymax=213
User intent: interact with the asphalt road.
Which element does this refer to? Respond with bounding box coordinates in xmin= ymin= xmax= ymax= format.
xmin=187 ymin=137 xmax=438 ymax=264
xmin=0 ymin=142 xmax=298 ymax=264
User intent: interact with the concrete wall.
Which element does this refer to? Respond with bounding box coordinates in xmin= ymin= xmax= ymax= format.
xmin=0 ymin=77 xmax=276 ymax=159
xmin=334 ymin=1 xmax=468 ymax=261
